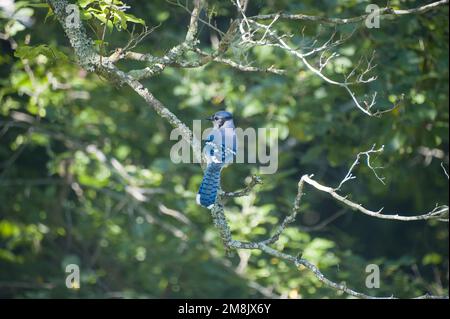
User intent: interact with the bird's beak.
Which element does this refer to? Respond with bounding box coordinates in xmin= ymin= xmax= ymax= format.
xmin=204 ymin=116 xmax=214 ymax=121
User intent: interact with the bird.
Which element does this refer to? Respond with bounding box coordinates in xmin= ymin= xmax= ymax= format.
xmin=197 ymin=111 xmax=237 ymax=209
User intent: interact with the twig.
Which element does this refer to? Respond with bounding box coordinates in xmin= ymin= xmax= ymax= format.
xmin=336 ymin=144 xmax=385 ymax=190
xmin=441 ymin=162 xmax=449 ymax=180
xmin=250 ymin=1 xmax=449 ymax=25
xmin=221 ymin=175 xmax=263 ymax=198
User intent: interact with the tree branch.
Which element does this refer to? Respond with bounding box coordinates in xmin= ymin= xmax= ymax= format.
xmin=124 ymin=0 xmax=204 ymax=80
xmin=336 ymin=144 xmax=385 ymax=190
xmin=47 ymin=0 xmax=204 ymax=164
xmin=243 ymin=19 xmax=380 ymax=116
xmin=210 ymin=193 xmax=448 ymax=299
xmin=301 ymin=175 xmax=449 ymax=222
xmin=250 ymin=0 xmax=449 ymax=25
xmin=221 ymin=175 xmax=263 ymax=198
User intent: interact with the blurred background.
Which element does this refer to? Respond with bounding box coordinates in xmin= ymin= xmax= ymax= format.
xmin=0 ymin=0 xmax=448 ymax=298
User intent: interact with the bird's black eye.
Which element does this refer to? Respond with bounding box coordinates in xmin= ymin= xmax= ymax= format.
xmin=214 ymin=116 xmax=218 ymax=121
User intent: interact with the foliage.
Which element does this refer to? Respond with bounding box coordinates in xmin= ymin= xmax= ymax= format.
xmin=0 ymin=0 xmax=448 ymax=298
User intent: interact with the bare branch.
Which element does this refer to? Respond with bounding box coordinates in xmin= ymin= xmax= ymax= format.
xmin=260 ymin=176 xmax=305 ymax=245
xmin=118 ymin=18 xmax=284 ymax=76
xmin=239 ymin=18 xmax=381 ymax=116
xmin=123 ymin=0 xmax=205 ymax=80
xmin=166 ymin=0 xmax=225 ymax=36
xmin=250 ymin=0 xmax=449 ymax=25
xmin=109 ymin=25 xmax=161 ymax=63
xmin=196 ymin=49 xmax=286 ymax=74
xmin=336 ymin=144 xmax=385 ymax=190
xmin=302 ymin=175 xmax=449 ymax=222
xmin=123 ymin=12 xmax=244 ymax=80
xmin=303 ymin=29 xmax=355 ymax=58
xmin=442 ymin=162 xmax=449 ymax=180
xmin=209 ymin=198 xmax=448 ymax=299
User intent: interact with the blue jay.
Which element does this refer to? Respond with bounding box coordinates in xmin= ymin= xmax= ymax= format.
xmin=197 ymin=111 xmax=237 ymax=209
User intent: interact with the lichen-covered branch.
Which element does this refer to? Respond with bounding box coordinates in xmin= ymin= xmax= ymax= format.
xmin=211 ymin=194 xmax=448 ymax=299
xmin=109 ymin=4 xmax=284 ymax=77
xmin=47 ymin=0 xmax=99 ymax=72
xmin=119 ymin=19 xmax=267 ymax=77
xmin=260 ymin=177 xmax=305 ymax=245
xmin=47 ymin=0 xmax=203 ymax=164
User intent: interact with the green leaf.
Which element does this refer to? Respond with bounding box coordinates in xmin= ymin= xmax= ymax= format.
xmin=124 ymin=13 xmax=145 ymax=25
xmin=422 ymin=253 xmax=443 ymax=265
xmin=92 ymin=13 xmax=114 ymax=32
xmin=6 ymin=20 xmax=25 ymax=37
xmin=114 ymin=10 xmax=128 ymax=30
xmin=78 ymin=0 xmax=96 ymax=8
xmin=23 ymin=3 xmax=50 ymax=8
xmin=44 ymin=7 xmax=54 ymax=23
xmin=81 ymin=11 xmax=93 ymax=20
xmin=14 ymin=45 xmax=69 ymax=63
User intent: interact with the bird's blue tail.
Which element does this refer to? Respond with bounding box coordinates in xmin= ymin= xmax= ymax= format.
xmin=197 ymin=163 xmax=222 ymax=209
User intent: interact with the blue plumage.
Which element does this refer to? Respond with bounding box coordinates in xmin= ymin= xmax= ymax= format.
xmin=196 ymin=111 xmax=237 ymax=209
xmin=197 ymin=163 xmax=222 ymax=208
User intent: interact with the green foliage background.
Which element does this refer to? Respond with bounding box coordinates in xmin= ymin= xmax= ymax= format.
xmin=0 ymin=0 xmax=448 ymax=298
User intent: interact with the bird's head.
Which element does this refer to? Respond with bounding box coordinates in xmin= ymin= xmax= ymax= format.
xmin=206 ymin=110 xmax=234 ymax=128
